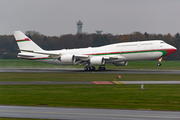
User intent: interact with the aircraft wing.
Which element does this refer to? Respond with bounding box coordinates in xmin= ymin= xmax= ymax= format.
xmin=19 ymin=49 xmax=61 ymax=58
xmin=104 ymin=55 xmax=126 ymax=60
xmin=19 ymin=49 xmax=126 ymax=65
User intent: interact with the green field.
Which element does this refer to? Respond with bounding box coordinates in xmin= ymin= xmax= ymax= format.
xmin=0 ymin=59 xmax=180 ymax=111
xmin=0 ymin=84 xmax=180 ymax=111
xmin=0 ymin=59 xmax=180 ymax=70
xmin=0 ymin=72 xmax=179 ymax=111
xmin=0 ymin=73 xmax=180 ymax=82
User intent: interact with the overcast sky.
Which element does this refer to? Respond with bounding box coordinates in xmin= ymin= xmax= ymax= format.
xmin=1 ymin=0 xmax=180 ymax=36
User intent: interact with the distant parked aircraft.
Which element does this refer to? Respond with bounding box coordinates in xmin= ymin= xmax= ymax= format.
xmin=14 ymin=31 xmax=177 ymax=71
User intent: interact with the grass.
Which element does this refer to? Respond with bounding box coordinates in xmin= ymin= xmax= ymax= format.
xmin=106 ymin=60 xmax=180 ymax=70
xmin=0 ymin=59 xmax=57 ymax=68
xmin=0 ymin=59 xmax=180 ymax=70
xmin=0 ymin=59 xmax=180 ymax=111
xmin=0 ymin=73 xmax=180 ymax=82
xmin=0 ymin=84 xmax=180 ymax=111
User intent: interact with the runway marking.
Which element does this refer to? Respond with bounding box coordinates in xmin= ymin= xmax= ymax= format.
xmin=92 ymin=81 xmax=114 ymax=84
xmin=0 ymin=110 xmax=180 ymax=119
xmin=112 ymin=81 xmax=125 ymax=84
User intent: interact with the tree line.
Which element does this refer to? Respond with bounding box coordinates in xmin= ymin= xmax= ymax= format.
xmin=0 ymin=31 xmax=179 ymax=60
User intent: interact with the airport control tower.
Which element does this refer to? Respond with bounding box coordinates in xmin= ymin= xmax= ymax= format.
xmin=77 ymin=20 xmax=83 ymax=34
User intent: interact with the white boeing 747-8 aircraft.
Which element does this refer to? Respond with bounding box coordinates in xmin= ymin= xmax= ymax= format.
xmin=14 ymin=31 xmax=177 ymax=71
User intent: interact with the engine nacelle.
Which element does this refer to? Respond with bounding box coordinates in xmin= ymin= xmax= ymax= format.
xmin=113 ymin=61 xmax=128 ymax=66
xmin=90 ymin=57 xmax=105 ymax=65
xmin=60 ymin=55 xmax=76 ymax=63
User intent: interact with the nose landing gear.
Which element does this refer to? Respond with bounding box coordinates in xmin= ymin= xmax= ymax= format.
xmin=157 ymin=57 xmax=162 ymax=66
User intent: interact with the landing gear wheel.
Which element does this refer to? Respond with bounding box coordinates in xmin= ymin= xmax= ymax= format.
xmin=157 ymin=63 xmax=161 ymax=66
xmin=101 ymin=67 xmax=106 ymax=71
xmin=91 ymin=66 xmax=95 ymax=71
xmin=102 ymin=67 xmax=106 ymax=70
xmin=84 ymin=66 xmax=95 ymax=71
xmin=98 ymin=67 xmax=106 ymax=71
xmin=87 ymin=67 xmax=91 ymax=71
xmin=84 ymin=67 xmax=88 ymax=71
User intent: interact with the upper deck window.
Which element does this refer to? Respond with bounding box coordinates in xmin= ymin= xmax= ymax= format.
xmin=141 ymin=43 xmax=152 ymax=45
xmin=117 ymin=44 xmax=137 ymax=47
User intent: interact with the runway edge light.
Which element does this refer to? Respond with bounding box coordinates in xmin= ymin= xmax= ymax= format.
xmin=141 ymin=84 xmax=144 ymax=89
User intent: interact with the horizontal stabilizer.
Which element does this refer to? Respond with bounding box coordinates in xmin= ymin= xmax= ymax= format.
xmin=19 ymin=49 xmax=61 ymax=58
xmin=19 ymin=49 xmax=89 ymax=59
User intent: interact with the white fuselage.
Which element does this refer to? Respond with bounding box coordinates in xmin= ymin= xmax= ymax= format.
xmin=18 ymin=40 xmax=177 ymax=65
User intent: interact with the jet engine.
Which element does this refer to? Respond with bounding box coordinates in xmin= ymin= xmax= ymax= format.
xmin=59 ymin=55 xmax=76 ymax=63
xmin=90 ymin=57 xmax=105 ymax=65
xmin=113 ymin=61 xmax=128 ymax=66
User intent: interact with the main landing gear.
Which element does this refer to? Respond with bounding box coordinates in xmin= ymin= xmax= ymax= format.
xmin=84 ymin=65 xmax=106 ymax=71
xmin=157 ymin=57 xmax=162 ymax=66
xmin=84 ymin=66 xmax=95 ymax=71
xmin=98 ymin=66 xmax=106 ymax=71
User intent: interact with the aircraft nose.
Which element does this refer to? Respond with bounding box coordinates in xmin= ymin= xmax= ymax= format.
xmin=164 ymin=45 xmax=177 ymax=57
xmin=171 ymin=46 xmax=177 ymax=53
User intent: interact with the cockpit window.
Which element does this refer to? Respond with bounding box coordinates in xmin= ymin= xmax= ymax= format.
xmin=160 ymin=42 xmax=165 ymax=44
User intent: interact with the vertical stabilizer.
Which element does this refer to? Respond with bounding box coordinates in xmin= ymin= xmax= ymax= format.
xmin=14 ymin=31 xmax=43 ymax=51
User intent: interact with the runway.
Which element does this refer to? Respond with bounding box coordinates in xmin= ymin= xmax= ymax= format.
xmin=1 ymin=105 xmax=180 ymax=120
xmin=0 ymin=68 xmax=180 ymax=74
xmin=0 ymin=81 xmax=180 ymax=85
